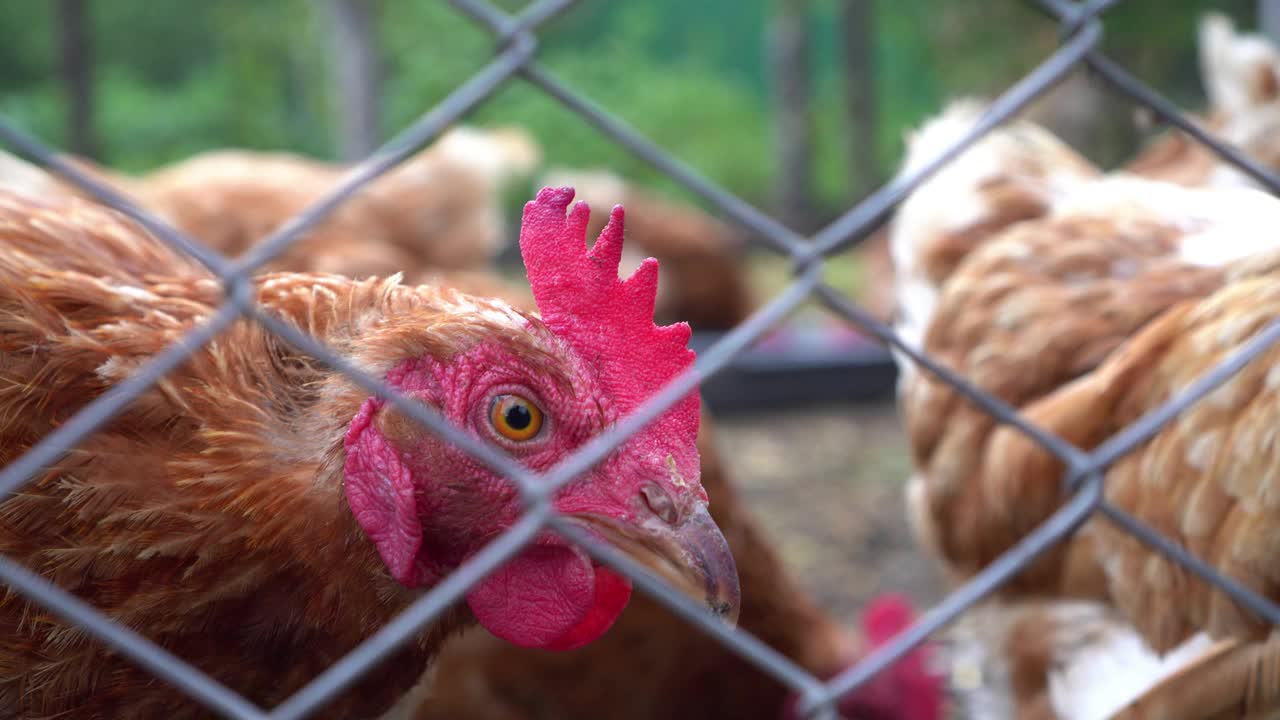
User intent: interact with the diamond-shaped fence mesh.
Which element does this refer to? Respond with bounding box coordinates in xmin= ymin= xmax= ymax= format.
xmin=0 ymin=1 xmax=1277 ymax=718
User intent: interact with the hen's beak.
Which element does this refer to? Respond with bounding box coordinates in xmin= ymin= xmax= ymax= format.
xmin=565 ymin=503 xmax=741 ymax=626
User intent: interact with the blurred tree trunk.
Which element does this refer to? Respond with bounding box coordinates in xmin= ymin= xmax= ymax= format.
xmin=770 ymin=0 xmax=814 ymax=231
xmin=329 ymin=0 xmax=381 ymax=161
xmin=54 ymin=0 xmax=98 ymax=158
xmin=840 ymin=0 xmax=876 ymax=201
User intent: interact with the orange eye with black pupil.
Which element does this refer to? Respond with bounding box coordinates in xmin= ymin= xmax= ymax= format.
xmin=489 ymin=394 xmax=543 ymax=442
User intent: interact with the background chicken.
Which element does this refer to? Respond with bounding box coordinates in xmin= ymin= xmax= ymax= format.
xmin=0 ymin=186 xmax=743 ymax=718
xmin=962 ymin=239 xmax=1280 ymax=718
xmin=887 ymin=97 xmax=1100 ymax=390
xmin=1125 ymin=12 xmax=1280 ymax=190
xmin=2 ymin=135 xmax=759 ymax=336
xmin=890 ymin=96 xmax=1280 ymax=717
xmin=50 ymin=124 xmax=541 ymax=279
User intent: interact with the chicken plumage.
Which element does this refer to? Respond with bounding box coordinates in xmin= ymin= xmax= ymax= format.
xmin=1126 ymin=13 xmax=1280 ymax=190
xmin=888 ymin=98 xmax=1100 ymax=389
xmin=975 ymin=247 xmax=1280 ymax=718
xmin=17 ymin=125 xmax=540 ymax=280
xmin=891 ymin=97 xmax=1280 ymax=718
xmin=902 ymin=178 xmax=1280 ymax=588
xmin=0 ymin=186 xmax=741 ymax=718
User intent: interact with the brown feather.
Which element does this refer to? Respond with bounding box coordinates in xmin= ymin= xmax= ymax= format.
xmin=0 ymin=190 xmax=562 ymax=718
xmin=903 ymin=213 xmax=1228 ymax=596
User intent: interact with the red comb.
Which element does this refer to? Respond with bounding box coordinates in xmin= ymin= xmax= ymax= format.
xmin=519 ymin=187 xmax=699 ymax=443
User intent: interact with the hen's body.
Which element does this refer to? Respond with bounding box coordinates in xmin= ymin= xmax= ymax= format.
xmin=902 ymin=180 xmax=1280 ymax=591
xmin=890 ymin=94 xmax=1280 ymax=717
xmin=0 ymin=184 xmax=746 ymax=719
xmin=22 ymin=125 xmax=540 ymax=281
xmin=961 ymin=247 xmax=1280 ymax=719
xmin=0 ymin=193 xmax=487 ymax=717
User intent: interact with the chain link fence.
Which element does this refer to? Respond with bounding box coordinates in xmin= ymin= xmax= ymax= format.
xmin=1 ymin=0 xmax=1278 ymax=718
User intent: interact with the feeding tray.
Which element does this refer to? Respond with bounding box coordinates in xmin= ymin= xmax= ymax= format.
xmin=689 ymin=321 xmax=898 ymax=415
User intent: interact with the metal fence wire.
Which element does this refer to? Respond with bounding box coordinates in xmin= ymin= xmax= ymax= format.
xmin=1 ymin=0 xmax=1278 ymax=718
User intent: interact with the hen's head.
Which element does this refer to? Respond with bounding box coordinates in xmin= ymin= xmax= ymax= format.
xmin=341 ymin=186 xmax=738 ymax=651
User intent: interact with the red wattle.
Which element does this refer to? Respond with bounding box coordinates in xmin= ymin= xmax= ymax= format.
xmin=465 ymin=545 xmax=631 ymax=650
xmin=543 ymin=565 xmax=632 ymax=651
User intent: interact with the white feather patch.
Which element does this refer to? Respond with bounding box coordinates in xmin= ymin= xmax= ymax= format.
xmin=1048 ymin=628 xmax=1215 ymax=720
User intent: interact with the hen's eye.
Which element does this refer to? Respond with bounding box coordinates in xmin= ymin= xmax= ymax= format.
xmin=489 ymin=394 xmax=544 ymax=442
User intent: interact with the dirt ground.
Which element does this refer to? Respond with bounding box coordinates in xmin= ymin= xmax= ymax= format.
xmin=711 ymin=401 xmax=945 ymax=628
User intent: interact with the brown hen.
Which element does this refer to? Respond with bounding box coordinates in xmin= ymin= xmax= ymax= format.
xmin=40 ymin=125 xmax=540 ymax=279
xmin=0 ymin=186 xmax=744 ymax=718
xmin=1126 ymin=13 xmax=1280 ymax=190
xmin=892 ymin=99 xmax=1280 ymax=715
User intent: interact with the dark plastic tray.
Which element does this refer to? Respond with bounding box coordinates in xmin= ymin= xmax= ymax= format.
xmin=688 ymin=329 xmax=899 ymax=415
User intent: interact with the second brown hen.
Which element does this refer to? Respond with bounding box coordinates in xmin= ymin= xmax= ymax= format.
xmin=893 ymin=99 xmax=1280 ymax=715
xmin=49 ymin=125 xmax=541 ymax=279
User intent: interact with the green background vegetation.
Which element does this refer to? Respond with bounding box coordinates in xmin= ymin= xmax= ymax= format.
xmin=0 ymin=1 xmax=1258 ymax=217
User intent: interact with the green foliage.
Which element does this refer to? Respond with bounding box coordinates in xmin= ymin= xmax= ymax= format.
xmin=0 ymin=1 xmax=1259 ymax=210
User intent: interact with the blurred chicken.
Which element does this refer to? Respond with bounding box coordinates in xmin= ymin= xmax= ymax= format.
xmin=891 ymin=98 xmax=1280 ymax=718
xmin=944 ymin=233 xmax=1280 ymax=719
xmin=3 ymin=124 xmax=540 ymax=279
xmin=888 ymin=98 xmax=1100 ymax=390
xmin=3 ymin=138 xmax=758 ymax=334
xmin=538 ymin=167 xmax=754 ymax=330
xmin=0 ymin=186 xmax=745 ymax=718
xmin=1126 ymin=13 xmax=1280 ymax=189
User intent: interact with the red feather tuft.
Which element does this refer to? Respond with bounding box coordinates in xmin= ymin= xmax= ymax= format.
xmin=782 ymin=594 xmax=944 ymax=720
xmin=518 ymin=186 xmax=699 ymax=444
xmin=851 ymin=594 xmax=944 ymax=720
xmin=861 ymin=593 xmax=918 ymax=646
